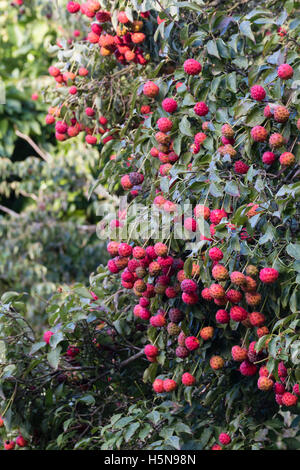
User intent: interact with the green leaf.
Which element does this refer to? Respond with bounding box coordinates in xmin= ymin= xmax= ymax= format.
xmin=240 ymin=20 xmax=256 ymax=42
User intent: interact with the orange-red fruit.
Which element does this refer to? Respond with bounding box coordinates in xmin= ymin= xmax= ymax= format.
xmin=194 ymin=204 xmax=210 ymax=220
xmin=209 ymin=283 xmax=225 ymax=299
xmin=249 ymin=312 xmax=266 ymax=327
xmin=250 ymin=85 xmax=266 ymax=101
xmin=163 ymin=379 xmax=177 ymax=392
xmin=251 ymin=126 xmax=268 ymax=142
xmin=182 ymin=372 xmax=196 ymax=386
xmin=212 ymin=264 xmax=229 ymax=281
xmin=259 ymin=267 xmax=279 ymax=283
xmin=230 ymin=271 xmax=246 ymax=286
xmin=281 ymin=392 xmax=298 ymax=407
xmin=279 ymin=152 xmax=295 ymax=166
xmin=258 ymin=376 xmax=274 ymax=391
xmin=210 ymin=356 xmax=224 ymax=370
xmin=143 ymin=81 xmax=159 ymax=98
xmin=183 ymin=59 xmax=202 ymax=75
xmin=153 ymin=378 xmax=164 ymax=393
xmin=277 ymin=63 xmax=293 ymax=80
xmin=200 ymin=326 xmax=214 ymax=341
xmin=269 ymin=133 xmax=285 ymax=148
xmin=231 ymin=345 xmax=248 ymax=362
xmin=274 ymin=106 xmax=290 ymax=123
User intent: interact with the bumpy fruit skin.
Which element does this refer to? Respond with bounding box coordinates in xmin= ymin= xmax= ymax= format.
xmin=200 ymin=326 xmax=214 ymax=341
xmin=251 ymin=126 xmax=268 ymax=142
xmin=269 ymin=133 xmax=285 ymax=148
xmin=231 ymin=346 xmax=248 ymax=362
xmin=202 ymin=288 xmax=213 ymax=301
xmin=282 ymin=392 xmax=298 ymax=407
xmin=167 ymin=322 xmax=181 ymax=336
xmin=194 ymin=102 xmax=209 ymax=116
xmin=221 ymin=123 xmax=234 ymax=138
xmin=250 ymin=85 xmax=266 ymax=101
xmin=274 ymin=106 xmax=290 ymax=123
xmin=184 ymin=217 xmax=198 ymax=232
xmin=274 ymin=382 xmax=286 ymax=395
xmin=157 ymin=117 xmax=173 ymax=132
xmin=239 ymin=360 xmax=257 ymax=376
xmin=259 ymin=267 xmax=279 ymax=283
xmin=258 ymin=376 xmax=274 ymax=391
xmin=143 ymin=81 xmax=159 ymax=97
xmin=16 ymin=435 xmax=28 ymax=448
xmin=277 ymin=63 xmax=294 ymax=80
xmin=230 ymin=271 xmax=246 ymax=286
xmin=176 ymin=346 xmax=190 ymax=358
xmin=279 ymin=152 xmax=295 ymax=166
xmin=216 ymin=309 xmax=230 ymax=324
xmin=181 ymin=279 xmax=198 ymax=293
xmin=210 ymin=209 xmax=227 ymax=224
xmin=249 ymin=312 xmax=266 ymax=327
xmin=153 ymin=378 xmax=164 ymax=393
xmin=293 ymin=384 xmax=300 ymax=396
xmin=183 ymin=59 xmax=202 ymax=75
xmin=150 ymin=314 xmax=166 ymax=328
xmin=209 ymin=283 xmax=225 ymax=299
xmin=275 ymin=394 xmax=283 ymax=405
xmin=219 ymin=433 xmax=231 ymax=445
xmin=182 ymin=372 xmax=196 ymax=386
xmin=230 ymin=306 xmax=248 ymax=322
xmin=212 ymin=444 xmax=222 ymax=450
xmin=212 ymin=264 xmax=228 ymax=281
xmin=264 ymin=105 xmax=273 ymax=118
xmin=208 ymin=247 xmax=224 ymax=262
xmin=4 ymin=440 xmax=15 ymax=450
xmin=163 ymin=379 xmax=177 ymax=392
xmin=169 ymin=308 xmax=184 ymax=323
xmin=278 ymin=361 xmax=287 ymax=378
xmin=144 ymin=345 xmax=158 ymax=357
xmin=262 ymin=151 xmax=276 ymax=165
xmin=234 ymin=160 xmax=249 ymax=175
xmin=194 ymin=204 xmax=210 ymax=220
xmin=185 ymin=336 xmax=200 ymax=351
xmin=210 ymin=356 xmax=224 ymax=370
xmin=162 ymin=98 xmax=178 ymax=113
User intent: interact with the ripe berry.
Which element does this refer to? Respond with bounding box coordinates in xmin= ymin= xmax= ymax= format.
xmin=274 ymin=382 xmax=286 ymax=395
xmin=144 ymin=345 xmax=158 ymax=357
xmin=157 ymin=117 xmax=173 ymax=132
xmin=293 ymin=384 xmax=300 ymax=396
xmin=269 ymin=133 xmax=285 ymax=148
xmin=250 ymin=85 xmax=266 ymax=101
xmin=234 ymin=160 xmax=249 ymax=175
xmin=226 ymin=289 xmax=242 ymax=304
xmin=143 ymin=81 xmax=159 ymax=98
xmin=194 ymin=102 xmax=209 ymax=116
xmin=277 ymin=63 xmax=294 ymax=80
xmin=208 ymin=247 xmax=224 ymax=262
xmin=184 ymin=217 xmax=197 ymax=232
xmin=230 ymin=271 xmax=246 ymax=286
xmin=16 ymin=435 xmax=28 ymax=448
xmin=176 ymin=346 xmax=190 ymax=358
xmin=182 ymin=372 xmax=196 ymax=386
xmin=262 ymin=151 xmax=276 ymax=165
xmin=239 ymin=360 xmax=257 ymax=376
xmin=162 ymin=98 xmax=178 ymax=113
xmin=249 ymin=312 xmax=266 ymax=327
xmin=150 ymin=314 xmax=166 ymax=328
xmin=216 ymin=309 xmax=230 ymax=324
xmin=209 ymin=283 xmax=225 ymax=299
xmin=212 ymin=264 xmax=228 ymax=281
xmin=43 ymin=331 xmax=54 ymax=344
xmin=282 ymin=392 xmax=298 ymax=407
xmin=251 ymin=126 xmax=268 ymax=142
xmin=69 ymin=86 xmax=77 ymax=95
xmin=230 ymin=306 xmax=248 ymax=322
xmin=245 ymin=291 xmax=261 ymax=307
xmin=153 ymin=378 xmax=164 ymax=393
xmin=67 ymin=2 xmax=81 ymax=14
xmin=264 ymin=105 xmax=273 ymax=118
xmin=212 ymin=444 xmax=222 ymax=450
xmin=4 ymin=440 xmax=15 ymax=450
xmin=274 ymin=106 xmax=290 ymax=123
xmin=219 ymin=433 xmax=231 ymax=446
xmin=231 ymin=346 xmax=248 ymax=362
xmin=118 ymin=243 xmax=132 ymax=257
xmin=202 ymin=288 xmax=213 ymax=301
xmin=133 ymin=246 xmax=146 ymax=259
xmin=194 ymin=204 xmax=210 ymax=220
xmin=210 ymin=356 xmax=224 ymax=370
xmin=279 ymin=152 xmax=295 ymax=166
xmin=200 ymin=326 xmax=214 ymax=341
xmin=259 ymin=267 xmax=279 ymax=284
xmin=183 ymin=59 xmax=202 ymax=75
xmin=185 ymin=336 xmax=200 ymax=351
xmin=210 ymin=209 xmax=227 ymax=225
xmin=163 ymin=379 xmax=177 ymax=392
xmin=258 ymin=376 xmax=274 ymax=391
xmin=182 ymin=292 xmax=199 ymax=304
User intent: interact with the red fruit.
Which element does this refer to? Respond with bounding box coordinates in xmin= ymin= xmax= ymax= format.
xmin=269 ymin=133 xmax=285 ymax=148
xmin=262 ymin=151 xmax=276 ymax=165
xmin=234 ymin=160 xmax=249 ymax=175
xmin=43 ymin=331 xmax=54 ymax=344
xmin=249 ymin=312 xmax=266 ymax=327
xmin=0 ymin=416 xmax=3 ymax=427
xmin=226 ymin=289 xmax=242 ymax=304
xmin=4 ymin=440 xmax=15 ymax=450
xmin=79 ymin=67 xmax=89 ymax=76
xmin=208 ymin=247 xmax=224 ymax=262
xmin=258 ymin=376 xmax=274 ymax=391
xmin=264 ymin=105 xmax=273 ymax=118
xmin=250 ymin=85 xmax=266 ymax=101
xmin=153 ymin=378 xmax=164 ymax=393
xmin=67 ymin=2 xmax=80 ymax=14
xmin=117 ymin=11 xmax=129 ymax=23
xmin=162 ymin=98 xmax=178 ymax=113
xmin=132 ymin=246 xmax=146 ymax=259
xmin=202 ymin=287 xmax=213 ymax=301
xmin=16 ymin=435 xmax=28 ymax=447
xmin=230 ymin=271 xmax=246 ymax=286
xmin=163 ymin=379 xmax=177 ymax=392
xmin=150 ymin=314 xmax=166 ymax=327
xmin=194 ymin=204 xmax=210 ymax=220
xmin=210 ymin=356 xmax=224 ymax=370
xmin=85 ymin=107 xmax=95 ymax=117
xmin=278 ymin=361 xmax=287 ymax=378
xmin=230 ymin=306 xmax=248 ymax=322
xmin=257 ymin=326 xmax=269 ymax=337
xmin=182 ymin=372 xmax=196 ymax=386
xmin=231 ymin=346 xmax=248 ymax=362
xmin=143 ymin=81 xmax=159 ymax=98
xmin=277 ymin=63 xmax=294 ymax=80
xmin=185 ymin=336 xmax=200 ymax=351
xmin=194 ymin=102 xmax=209 ymax=116
xmin=157 ymin=117 xmax=173 ymax=132
xmin=251 ymin=126 xmax=268 ymax=142
xmin=85 ymin=135 xmax=97 ymax=145
xmin=48 ymin=66 xmax=60 ymax=77
xmin=176 ymin=346 xmax=189 ymax=358
xmin=279 ymin=152 xmax=295 ymax=166
xmin=293 ymin=384 xmax=300 ymax=396
xmin=219 ymin=433 xmax=231 ymax=446
xmin=184 ymin=217 xmax=197 ymax=232
xmin=107 ymin=259 xmax=119 ymax=273
xmin=144 ymin=345 xmax=158 ymax=357
xmin=212 ymin=264 xmax=228 ymax=281
xmin=118 ymin=243 xmax=132 ymax=257
xmin=282 ymin=392 xmax=298 ymax=407
xmin=210 ymin=209 xmax=227 ymax=225
xmin=216 ymin=309 xmax=230 ymax=324
xmin=259 ymin=267 xmax=279 ymax=284
xmin=275 ymin=394 xmax=283 ymax=405
xmin=209 ymin=283 xmax=225 ymax=299
xmin=212 ymin=444 xmax=222 ymax=450
xmin=274 ymin=382 xmax=286 ymax=395
xmin=183 ymin=59 xmax=202 ymax=75
xmin=69 ymin=86 xmax=77 ymax=95
xmin=200 ymin=326 xmax=214 ymax=341
xmin=45 ymin=114 xmax=55 ymax=125
xmin=239 ymin=360 xmax=257 ymax=376
xmin=274 ymin=106 xmax=290 ymax=123
xmin=141 ymin=105 xmax=151 ymax=115
xmin=182 ymin=292 xmax=199 ymax=304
